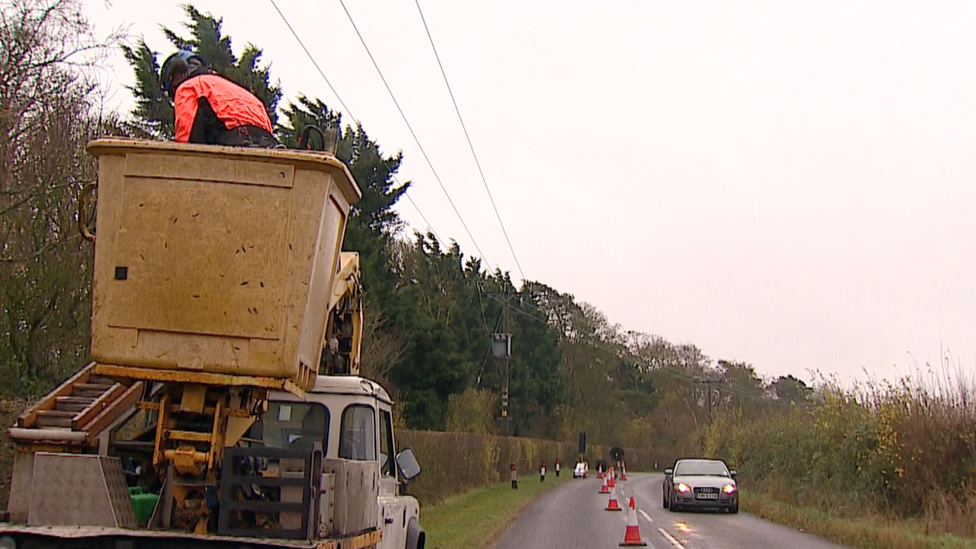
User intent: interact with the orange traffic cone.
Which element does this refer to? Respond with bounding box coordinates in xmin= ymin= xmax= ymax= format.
xmin=599 ymin=472 xmax=610 ymax=494
xmin=619 ymin=497 xmax=646 ymax=546
xmin=605 ymin=483 xmax=622 ymax=511
xmin=621 ymin=462 xmax=628 ymax=481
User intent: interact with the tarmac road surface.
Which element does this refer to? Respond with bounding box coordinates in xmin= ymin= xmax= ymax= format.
xmin=491 ymin=472 xmax=851 ymax=549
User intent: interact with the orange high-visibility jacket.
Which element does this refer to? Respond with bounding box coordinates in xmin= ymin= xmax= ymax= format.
xmin=173 ymin=74 xmax=273 ymax=143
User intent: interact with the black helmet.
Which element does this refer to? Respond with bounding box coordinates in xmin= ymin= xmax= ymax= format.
xmin=160 ymin=50 xmax=208 ymax=100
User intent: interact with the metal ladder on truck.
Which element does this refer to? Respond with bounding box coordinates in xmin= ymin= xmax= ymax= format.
xmin=8 ymin=362 xmax=144 ymax=450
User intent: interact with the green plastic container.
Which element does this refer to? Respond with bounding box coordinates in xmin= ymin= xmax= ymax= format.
xmin=128 ymin=487 xmax=159 ymax=524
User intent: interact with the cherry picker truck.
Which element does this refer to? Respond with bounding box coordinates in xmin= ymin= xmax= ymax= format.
xmin=0 ymin=138 xmax=425 ymax=549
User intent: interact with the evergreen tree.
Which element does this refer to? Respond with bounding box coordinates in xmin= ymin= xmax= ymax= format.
xmin=389 ymin=235 xmax=481 ymax=429
xmin=121 ymin=4 xmax=280 ymax=137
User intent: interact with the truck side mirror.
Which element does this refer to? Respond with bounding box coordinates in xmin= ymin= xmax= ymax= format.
xmin=396 ymin=448 xmax=422 ymax=481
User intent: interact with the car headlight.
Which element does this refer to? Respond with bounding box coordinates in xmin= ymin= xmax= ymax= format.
xmin=676 ymin=483 xmax=691 ymax=493
xmin=723 ymin=484 xmax=736 ymax=494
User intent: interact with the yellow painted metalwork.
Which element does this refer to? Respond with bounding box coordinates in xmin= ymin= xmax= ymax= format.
xmin=152 ymin=395 xmax=169 ymax=468
xmin=94 ymin=364 xmax=305 ymax=398
xmin=223 ymin=416 xmax=256 ymax=448
xmin=208 ymin=401 xmax=222 ymax=470
xmin=136 ymin=401 xmax=251 ymax=418
xmin=165 ymin=431 xmax=213 ymax=443
xmin=180 ymin=385 xmax=207 ymax=413
xmin=167 ymin=447 xmax=207 ymax=476
xmin=322 ymin=252 xmax=363 ymax=376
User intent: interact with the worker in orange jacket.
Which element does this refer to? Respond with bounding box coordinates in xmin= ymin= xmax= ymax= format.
xmin=160 ymin=50 xmax=276 ymax=147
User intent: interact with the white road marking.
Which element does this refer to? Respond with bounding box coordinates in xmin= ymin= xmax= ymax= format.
xmin=639 ymin=509 xmax=654 ymax=522
xmin=658 ymin=527 xmax=686 ymax=549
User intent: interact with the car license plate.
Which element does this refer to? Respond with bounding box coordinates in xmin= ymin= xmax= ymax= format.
xmin=696 ymin=493 xmax=719 ymax=500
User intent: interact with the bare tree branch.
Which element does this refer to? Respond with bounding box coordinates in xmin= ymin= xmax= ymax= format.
xmin=0 ymin=0 xmax=110 ymax=396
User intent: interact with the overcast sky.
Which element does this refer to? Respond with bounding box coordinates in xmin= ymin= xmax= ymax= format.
xmin=83 ymin=0 xmax=976 ymax=385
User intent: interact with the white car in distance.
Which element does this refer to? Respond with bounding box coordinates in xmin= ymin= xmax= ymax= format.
xmin=573 ymin=461 xmax=589 ymax=478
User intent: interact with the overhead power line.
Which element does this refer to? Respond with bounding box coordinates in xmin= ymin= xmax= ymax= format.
xmin=267 ymin=0 xmax=354 ymax=119
xmin=267 ymin=0 xmax=491 ymax=269
xmin=486 ymin=293 xmax=549 ymax=326
xmin=413 ymin=0 xmax=526 ymax=283
xmin=402 ymin=189 xmax=444 ymax=244
xmin=270 ymin=1 xmax=779 ymax=412
xmin=335 ymin=0 xmax=494 ymax=269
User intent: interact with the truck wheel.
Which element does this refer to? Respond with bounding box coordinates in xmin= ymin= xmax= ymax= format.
xmin=406 ymin=517 xmax=426 ymax=549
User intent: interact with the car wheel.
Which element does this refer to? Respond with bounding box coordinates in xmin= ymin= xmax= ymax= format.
xmin=668 ymin=492 xmax=678 ymax=513
xmin=663 ymin=490 xmax=669 ymax=508
xmin=729 ymin=500 xmax=739 ymax=514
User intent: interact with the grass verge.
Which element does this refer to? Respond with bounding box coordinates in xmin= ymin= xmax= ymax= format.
xmin=420 ymin=473 xmax=569 ymax=549
xmin=743 ymin=490 xmax=976 ymax=549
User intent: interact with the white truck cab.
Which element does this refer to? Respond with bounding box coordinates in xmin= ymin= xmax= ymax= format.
xmin=266 ymin=376 xmax=424 ymax=549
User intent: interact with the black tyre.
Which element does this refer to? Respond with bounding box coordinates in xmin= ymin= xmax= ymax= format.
xmin=406 ymin=517 xmax=426 ymax=549
xmin=668 ymin=492 xmax=679 ymax=512
xmin=729 ymin=500 xmax=739 ymax=514
xmin=663 ymin=490 xmax=669 ymax=508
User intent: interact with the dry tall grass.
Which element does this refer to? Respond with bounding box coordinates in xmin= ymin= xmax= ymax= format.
xmin=704 ymin=362 xmax=976 ymax=538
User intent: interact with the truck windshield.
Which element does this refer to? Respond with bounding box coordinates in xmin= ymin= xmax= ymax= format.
xmin=263 ymin=402 xmax=329 ymax=452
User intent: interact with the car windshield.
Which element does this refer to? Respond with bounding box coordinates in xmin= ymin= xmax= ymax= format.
xmin=675 ymin=460 xmax=730 ymax=477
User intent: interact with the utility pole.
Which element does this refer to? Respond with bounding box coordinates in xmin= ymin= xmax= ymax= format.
xmin=489 ymin=288 xmax=513 ymax=436
xmin=695 ymin=378 xmax=723 ymax=425
xmin=501 ymin=291 xmax=510 ymax=436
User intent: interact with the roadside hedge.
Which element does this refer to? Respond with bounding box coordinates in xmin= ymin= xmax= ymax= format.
xmin=395 ymin=430 xmax=671 ymax=505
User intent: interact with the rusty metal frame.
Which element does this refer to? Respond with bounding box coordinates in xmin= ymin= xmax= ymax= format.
xmin=218 ymin=446 xmax=322 ymax=540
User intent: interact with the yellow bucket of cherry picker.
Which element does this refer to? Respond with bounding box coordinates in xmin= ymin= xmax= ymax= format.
xmin=84 ymin=139 xmax=361 ymax=391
